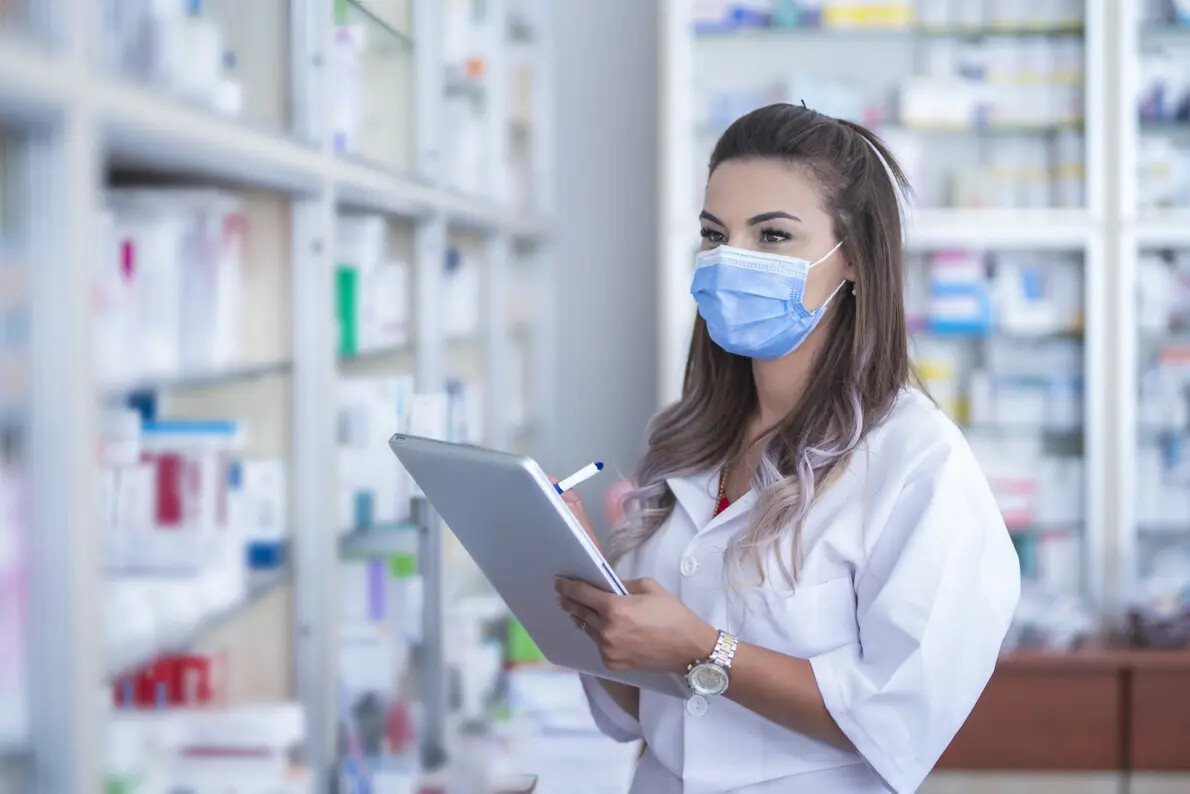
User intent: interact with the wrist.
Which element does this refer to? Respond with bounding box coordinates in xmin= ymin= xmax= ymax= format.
xmin=677 ymin=621 xmax=720 ymax=674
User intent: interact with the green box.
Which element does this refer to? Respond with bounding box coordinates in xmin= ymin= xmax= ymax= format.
xmin=336 ymin=265 xmax=358 ymax=358
xmin=507 ymin=618 xmax=544 ymax=664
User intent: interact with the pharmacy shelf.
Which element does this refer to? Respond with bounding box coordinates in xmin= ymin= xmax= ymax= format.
xmin=1137 ymin=522 xmax=1190 ymax=536
xmin=962 ymin=424 xmax=1083 ymax=438
xmin=1138 ymin=23 xmax=1190 ymax=44
xmin=1134 ymin=214 xmax=1190 ymax=246
xmin=101 ymin=360 xmax=294 ymax=398
xmin=0 ymin=37 xmax=549 ymax=233
xmin=694 ymin=24 xmax=1085 ymax=40
xmin=906 ymin=209 xmax=1094 ymax=249
xmin=339 ymin=523 xmax=424 ymax=556
xmin=99 ymin=80 xmax=326 ymax=196
xmin=106 ymin=567 xmax=292 ymax=680
xmin=338 ymin=343 xmax=416 ymax=366
xmin=695 ymin=121 xmax=1085 ymax=142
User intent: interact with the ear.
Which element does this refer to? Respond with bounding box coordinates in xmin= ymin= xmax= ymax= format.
xmin=839 ymin=250 xmax=857 ymax=284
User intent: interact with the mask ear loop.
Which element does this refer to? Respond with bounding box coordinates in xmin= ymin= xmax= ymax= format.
xmin=806 ymin=239 xmax=851 ymax=309
xmin=817 ymin=278 xmax=849 ymax=314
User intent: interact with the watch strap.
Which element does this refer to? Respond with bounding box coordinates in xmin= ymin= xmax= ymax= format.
xmin=709 ymin=630 xmax=738 ymax=670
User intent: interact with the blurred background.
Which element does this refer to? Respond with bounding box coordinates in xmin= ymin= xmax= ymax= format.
xmin=0 ymin=0 xmax=1189 ymax=792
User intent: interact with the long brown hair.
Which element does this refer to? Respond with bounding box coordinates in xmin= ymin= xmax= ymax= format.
xmin=609 ymin=103 xmax=913 ymax=585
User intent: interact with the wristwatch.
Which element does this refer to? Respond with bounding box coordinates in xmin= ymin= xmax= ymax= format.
xmin=685 ymin=630 xmax=738 ymax=696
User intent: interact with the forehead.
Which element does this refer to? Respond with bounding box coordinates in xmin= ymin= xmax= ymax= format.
xmin=703 ymin=158 xmax=829 ymax=220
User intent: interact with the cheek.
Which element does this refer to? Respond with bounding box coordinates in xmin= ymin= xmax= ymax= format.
xmin=800 ymin=259 xmax=847 ymax=311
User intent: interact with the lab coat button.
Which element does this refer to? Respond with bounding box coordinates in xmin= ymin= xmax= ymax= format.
xmin=686 ymin=695 xmax=708 ymax=717
xmin=680 ymin=556 xmax=699 ymax=577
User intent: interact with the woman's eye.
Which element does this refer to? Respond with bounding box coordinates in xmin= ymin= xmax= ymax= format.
xmin=700 ymin=227 xmax=725 ymax=244
xmin=760 ymin=228 xmax=790 ymax=244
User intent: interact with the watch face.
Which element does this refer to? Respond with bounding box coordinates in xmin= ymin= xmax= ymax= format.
xmin=688 ymin=662 xmax=729 ymax=696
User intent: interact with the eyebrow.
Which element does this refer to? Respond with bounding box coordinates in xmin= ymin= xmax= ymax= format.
xmin=699 ymin=210 xmax=725 ymax=227
xmin=698 ymin=210 xmax=802 ymax=226
xmin=748 ymin=211 xmax=801 ymax=225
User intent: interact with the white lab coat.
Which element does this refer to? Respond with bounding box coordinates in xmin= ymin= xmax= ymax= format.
xmin=580 ymin=388 xmax=1021 ymax=794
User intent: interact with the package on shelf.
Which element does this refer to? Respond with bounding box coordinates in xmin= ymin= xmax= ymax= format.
xmin=445 ymin=594 xmax=510 ymax=721
xmin=98 ymin=189 xmax=245 ymax=386
xmin=1139 ymin=46 xmax=1190 ymax=124
xmin=228 ymin=458 xmax=288 ymax=568
xmin=111 ymin=651 xmax=226 ymax=710
xmin=329 ymin=23 xmax=365 ymax=156
xmin=443 ymin=92 xmax=490 ymax=196
xmin=991 ymin=251 xmax=1083 ymax=335
xmin=910 ymin=337 xmax=964 ymax=419
xmin=1141 ymin=0 xmax=1190 ymax=25
xmin=443 ymin=246 xmax=482 ymax=338
xmin=103 ymin=0 xmax=243 ymax=116
xmin=107 ymin=703 xmax=310 ymax=794
xmin=1035 ymin=458 xmax=1084 ymax=524
xmin=1137 ymin=441 xmax=1190 ymax=525
xmin=987 ymin=338 xmax=1083 ymax=428
xmin=1123 ymin=542 xmax=1190 ymax=649
xmin=782 ymin=72 xmax=886 ymax=127
xmin=446 ymin=377 xmax=485 ymax=445
xmin=504 ymin=668 xmax=640 ymax=794
xmin=340 ymin=547 xmax=423 ymax=642
xmin=338 ymin=375 xmax=416 ymax=532
xmin=442 ymin=0 xmax=488 ymax=80
xmin=336 ymin=215 xmax=411 ymax=356
xmin=1003 ymin=580 xmax=1095 ymax=652
xmin=338 ymin=670 xmax=421 ymax=784
xmin=923 ymin=250 xmax=991 ymax=334
xmin=0 ymin=460 xmax=27 ymax=744
xmin=1140 ymin=135 xmax=1190 ymax=209
xmin=101 ymin=413 xmax=243 ymax=574
xmin=968 ymin=435 xmax=1041 ymax=527
xmin=507 ymin=342 xmax=530 ymax=432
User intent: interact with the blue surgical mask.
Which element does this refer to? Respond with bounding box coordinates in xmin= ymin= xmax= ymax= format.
xmin=690 ymin=241 xmax=847 ymax=360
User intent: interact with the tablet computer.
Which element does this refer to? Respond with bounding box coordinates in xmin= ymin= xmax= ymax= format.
xmin=389 ymin=433 xmax=690 ymax=699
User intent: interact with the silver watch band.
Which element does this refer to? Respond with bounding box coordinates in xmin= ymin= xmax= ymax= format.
xmin=709 ymin=630 xmax=738 ymax=669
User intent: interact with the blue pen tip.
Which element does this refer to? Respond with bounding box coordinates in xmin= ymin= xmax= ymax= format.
xmin=554 ymin=483 xmax=563 ymax=494
xmin=594 ymin=461 xmax=604 ymax=470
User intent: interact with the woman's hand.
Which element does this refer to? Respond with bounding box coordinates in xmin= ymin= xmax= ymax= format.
xmin=551 ymin=477 xmax=601 ymax=551
xmin=555 ymin=577 xmax=718 ymax=675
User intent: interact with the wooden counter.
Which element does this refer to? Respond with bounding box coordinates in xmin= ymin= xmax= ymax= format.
xmin=937 ymin=650 xmax=1190 ymax=772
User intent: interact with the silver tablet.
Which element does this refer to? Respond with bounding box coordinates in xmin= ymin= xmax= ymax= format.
xmin=389 ymin=433 xmax=689 ymax=699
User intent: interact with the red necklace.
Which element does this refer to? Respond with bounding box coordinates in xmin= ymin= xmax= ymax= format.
xmin=714 ymin=464 xmax=732 ymax=517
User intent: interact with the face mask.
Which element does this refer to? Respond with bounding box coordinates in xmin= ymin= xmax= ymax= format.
xmin=690 ymin=241 xmax=847 ymax=360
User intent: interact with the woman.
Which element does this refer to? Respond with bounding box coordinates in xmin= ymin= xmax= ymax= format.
xmin=555 ymin=103 xmax=1021 ymax=793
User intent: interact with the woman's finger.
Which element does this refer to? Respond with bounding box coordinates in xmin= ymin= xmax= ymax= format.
xmin=558 ymin=594 xmax=604 ymax=629
xmin=555 ymin=577 xmax=613 ymax=611
xmin=551 ymin=477 xmax=602 ymax=550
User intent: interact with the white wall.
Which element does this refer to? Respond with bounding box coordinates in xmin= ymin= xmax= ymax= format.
xmin=549 ymin=0 xmax=660 ymax=533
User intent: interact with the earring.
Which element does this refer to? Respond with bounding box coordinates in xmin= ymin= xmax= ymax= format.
xmin=851 ymin=283 xmax=857 ymax=296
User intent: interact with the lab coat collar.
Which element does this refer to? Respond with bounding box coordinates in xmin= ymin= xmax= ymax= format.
xmin=666 ymin=470 xmax=758 ymax=536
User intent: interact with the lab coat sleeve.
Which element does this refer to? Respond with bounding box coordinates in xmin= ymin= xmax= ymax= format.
xmin=808 ymin=441 xmax=1021 ymax=794
xmin=579 ymin=674 xmax=643 ymax=742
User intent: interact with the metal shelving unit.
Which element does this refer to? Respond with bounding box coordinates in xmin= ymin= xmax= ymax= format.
xmin=5 ymin=0 xmax=555 ymax=791
xmin=657 ymin=0 xmax=1110 ymax=615
xmin=1114 ymin=3 xmax=1190 ymax=617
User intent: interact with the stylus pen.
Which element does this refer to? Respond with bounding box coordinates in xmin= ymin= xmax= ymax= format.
xmin=555 ymin=461 xmax=604 ymax=494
